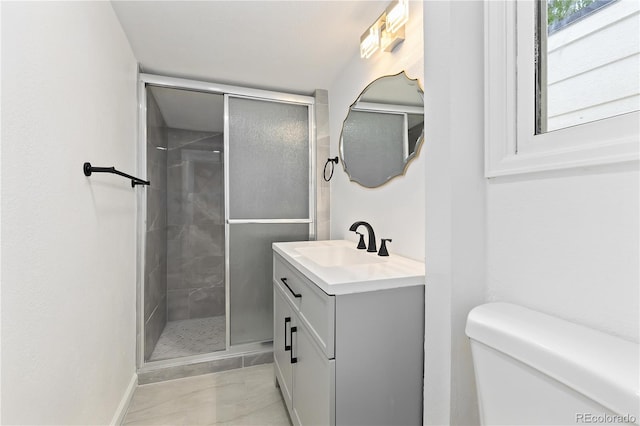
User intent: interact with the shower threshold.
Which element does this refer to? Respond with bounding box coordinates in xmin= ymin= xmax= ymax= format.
xmin=139 ymin=339 xmax=273 ymax=384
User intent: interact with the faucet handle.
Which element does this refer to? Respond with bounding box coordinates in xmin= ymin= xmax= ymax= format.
xmin=355 ymin=232 xmax=367 ymax=250
xmin=378 ymin=239 xmax=392 ymax=257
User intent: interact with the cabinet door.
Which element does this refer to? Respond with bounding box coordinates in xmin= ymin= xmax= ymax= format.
xmin=273 ymin=284 xmax=294 ymax=407
xmin=292 ymin=320 xmax=334 ymax=426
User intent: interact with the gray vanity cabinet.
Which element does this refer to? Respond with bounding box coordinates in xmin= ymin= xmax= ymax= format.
xmin=273 ymin=253 xmax=335 ymax=426
xmin=273 ymin=251 xmax=424 ymax=426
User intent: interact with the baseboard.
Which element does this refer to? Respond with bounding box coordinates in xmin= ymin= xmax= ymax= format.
xmin=110 ymin=372 xmax=138 ymax=425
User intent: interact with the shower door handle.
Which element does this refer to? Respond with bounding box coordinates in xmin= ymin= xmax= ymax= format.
xmin=281 ymin=278 xmax=301 ymax=298
xmin=290 ymin=326 xmax=298 ymax=364
xmin=284 ymin=317 xmax=291 ymax=351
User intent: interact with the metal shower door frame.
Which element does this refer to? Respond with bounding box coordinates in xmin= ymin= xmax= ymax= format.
xmin=136 ymin=73 xmax=316 ymax=371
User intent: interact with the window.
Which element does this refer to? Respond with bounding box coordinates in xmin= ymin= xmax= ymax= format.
xmin=485 ymin=0 xmax=639 ymax=177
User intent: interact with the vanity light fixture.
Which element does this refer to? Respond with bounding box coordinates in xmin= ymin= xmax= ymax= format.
xmin=380 ymin=21 xmax=405 ymax=52
xmin=381 ymin=0 xmax=408 ymax=52
xmin=360 ymin=18 xmax=381 ymax=59
xmin=360 ymin=0 xmax=409 ymax=59
xmin=385 ymin=0 xmax=409 ymax=34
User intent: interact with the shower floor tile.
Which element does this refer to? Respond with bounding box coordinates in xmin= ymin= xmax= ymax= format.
xmin=149 ymin=316 xmax=226 ymax=361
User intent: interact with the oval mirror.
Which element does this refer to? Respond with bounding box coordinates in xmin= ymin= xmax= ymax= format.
xmin=339 ymin=71 xmax=424 ymax=188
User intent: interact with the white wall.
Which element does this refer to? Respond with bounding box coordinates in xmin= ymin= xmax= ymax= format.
xmin=487 ymin=164 xmax=640 ymax=342
xmin=328 ymin=4 xmax=488 ymax=425
xmin=329 ymin=1 xmax=425 ymax=261
xmin=1 ymin=2 xmax=138 ymax=424
xmin=422 ymin=2 xmax=486 ymax=425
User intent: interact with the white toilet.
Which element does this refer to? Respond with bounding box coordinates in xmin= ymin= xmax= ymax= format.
xmin=466 ymin=303 xmax=639 ymax=425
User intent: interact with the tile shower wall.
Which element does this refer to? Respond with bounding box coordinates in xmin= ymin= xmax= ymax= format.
xmin=315 ymin=89 xmax=330 ymax=240
xmin=145 ymin=92 xmax=168 ymax=360
xmin=166 ymin=129 xmax=225 ymax=321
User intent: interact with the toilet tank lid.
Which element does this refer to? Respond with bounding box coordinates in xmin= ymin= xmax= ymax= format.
xmin=466 ymin=303 xmax=639 ymax=420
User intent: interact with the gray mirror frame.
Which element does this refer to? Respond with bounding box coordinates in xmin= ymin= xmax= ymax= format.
xmin=339 ymin=71 xmax=425 ymax=188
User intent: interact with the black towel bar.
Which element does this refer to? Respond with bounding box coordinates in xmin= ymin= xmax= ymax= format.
xmin=83 ymin=162 xmax=150 ymax=187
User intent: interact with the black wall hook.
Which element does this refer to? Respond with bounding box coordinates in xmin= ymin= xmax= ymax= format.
xmin=83 ymin=162 xmax=150 ymax=188
xmin=323 ymin=156 xmax=339 ymax=182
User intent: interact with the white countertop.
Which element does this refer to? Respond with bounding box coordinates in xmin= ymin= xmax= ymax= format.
xmin=272 ymin=240 xmax=425 ymax=296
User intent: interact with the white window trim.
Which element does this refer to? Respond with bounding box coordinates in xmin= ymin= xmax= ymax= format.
xmin=485 ymin=0 xmax=639 ymax=178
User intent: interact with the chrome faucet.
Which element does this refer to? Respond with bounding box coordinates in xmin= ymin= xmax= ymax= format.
xmin=349 ymin=221 xmax=377 ymax=253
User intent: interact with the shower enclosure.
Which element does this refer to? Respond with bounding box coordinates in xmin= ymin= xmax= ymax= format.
xmin=137 ymin=74 xmax=315 ymax=371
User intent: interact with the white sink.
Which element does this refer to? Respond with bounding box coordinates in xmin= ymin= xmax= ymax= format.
xmin=295 ymin=245 xmax=384 ymax=267
xmin=273 ymin=240 xmax=424 ymax=295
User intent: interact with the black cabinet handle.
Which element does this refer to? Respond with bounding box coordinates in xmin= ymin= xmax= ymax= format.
xmin=281 ymin=278 xmax=302 ymax=298
xmin=284 ymin=317 xmax=291 ymax=351
xmin=290 ymin=326 xmax=298 ymax=364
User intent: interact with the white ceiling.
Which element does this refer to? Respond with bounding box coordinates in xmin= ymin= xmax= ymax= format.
xmin=111 ymin=1 xmax=388 ymax=95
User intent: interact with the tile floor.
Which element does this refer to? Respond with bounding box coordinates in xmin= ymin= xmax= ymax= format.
xmin=149 ymin=316 xmax=226 ymax=361
xmin=123 ymin=363 xmax=291 ymax=425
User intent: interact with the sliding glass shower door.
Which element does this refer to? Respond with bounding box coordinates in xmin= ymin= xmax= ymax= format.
xmin=226 ymin=95 xmax=312 ymax=346
xmin=138 ymin=74 xmax=315 ymax=367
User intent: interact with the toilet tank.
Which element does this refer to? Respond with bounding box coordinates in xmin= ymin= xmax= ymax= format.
xmin=466 ymin=303 xmax=639 ymax=426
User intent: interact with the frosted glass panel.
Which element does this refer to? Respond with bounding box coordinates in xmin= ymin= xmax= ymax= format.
xmin=229 ymin=223 xmax=310 ymax=345
xmin=228 ymin=97 xmax=309 ymax=219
